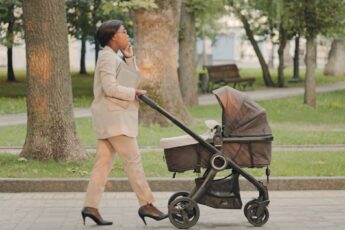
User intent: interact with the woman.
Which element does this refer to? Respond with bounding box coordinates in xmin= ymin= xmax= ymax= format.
xmin=82 ymin=20 xmax=167 ymax=226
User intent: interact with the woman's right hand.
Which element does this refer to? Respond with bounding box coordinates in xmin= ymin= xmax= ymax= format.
xmin=121 ymin=43 xmax=133 ymax=58
xmin=135 ymin=89 xmax=147 ymax=96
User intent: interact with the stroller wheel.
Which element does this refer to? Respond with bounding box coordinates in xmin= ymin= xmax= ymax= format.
xmin=168 ymin=197 xmax=200 ymax=229
xmin=243 ymin=199 xmax=257 ymax=218
xmin=245 ymin=203 xmax=269 ymax=227
xmin=168 ymin=191 xmax=189 ymax=206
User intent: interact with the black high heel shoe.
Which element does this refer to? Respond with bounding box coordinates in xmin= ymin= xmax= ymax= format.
xmin=81 ymin=207 xmax=113 ymax=225
xmin=138 ymin=203 xmax=168 ymax=225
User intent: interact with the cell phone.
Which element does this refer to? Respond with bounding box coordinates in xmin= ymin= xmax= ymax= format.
xmin=129 ymin=37 xmax=135 ymax=46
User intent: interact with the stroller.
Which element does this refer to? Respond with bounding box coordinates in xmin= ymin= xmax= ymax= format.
xmin=139 ymin=86 xmax=273 ymax=229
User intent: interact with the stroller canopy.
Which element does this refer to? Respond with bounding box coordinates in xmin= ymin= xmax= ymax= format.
xmin=213 ymin=86 xmax=272 ymax=137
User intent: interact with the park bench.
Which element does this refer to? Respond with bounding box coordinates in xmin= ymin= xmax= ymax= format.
xmin=203 ymin=64 xmax=256 ymax=91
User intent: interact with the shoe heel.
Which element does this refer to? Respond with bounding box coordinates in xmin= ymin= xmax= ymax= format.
xmin=139 ymin=213 xmax=147 ymax=225
xmin=81 ymin=213 xmax=86 ymax=225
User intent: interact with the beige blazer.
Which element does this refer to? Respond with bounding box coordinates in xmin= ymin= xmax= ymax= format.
xmin=91 ymin=45 xmax=140 ymax=139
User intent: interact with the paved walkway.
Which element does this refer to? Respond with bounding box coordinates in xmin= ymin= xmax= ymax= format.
xmin=0 ymin=191 xmax=344 ymax=230
xmin=1 ymin=82 xmax=345 ymax=127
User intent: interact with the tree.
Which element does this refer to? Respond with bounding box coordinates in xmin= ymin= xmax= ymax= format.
xmin=324 ymin=38 xmax=345 ymax=76
xmin=194 ymin=1 xmax=225 ymax=66
xmin=66 ymin=0 xmax=94 ymax=75
xmin=269 ymin=0 xmax=291 ymax=87
xmin=228 ymin=0 xmax=275 ymax=87
xmin=229 ymin=0 xmax=301 ymax=88
xmin=291 ymin=35 xmax=301 ymax=81
xmin=178 ymin=0 xmax=225 ymax=106
xmin=0 ymin=0 xmax=22 ymax=82
xmin=298 ymin=0 xmax=345 ymax=107
xmin=21 ymin=0 xmax=86 ymax=161
xmin=91 ymin=0 xmax=102 ymax=63
xmin=284 ymin=1 xmax=304 ymax=82
xmin=132 ymin=0 xmax=192 ymax=125
xmin=178 ymin=0 xmax=198 ymax=106
xmin=255 ymin=0 xmax=289 ymax=87
xmin=271 ymin=0 xmax=298 ymax=87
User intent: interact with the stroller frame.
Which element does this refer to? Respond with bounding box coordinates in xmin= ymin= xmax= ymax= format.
xmin=139 ymin=95 xmax=270 ymax=229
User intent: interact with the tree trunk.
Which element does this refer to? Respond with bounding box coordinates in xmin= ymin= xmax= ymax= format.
xmin=6 ymin=4 xmax=16 ymax=82
xmin=7 ymin=47 xmax=16 ymax=82
xmin=324 ymin=38 xmax=345 ymax=76
xmin=95 ymin=39 xmax=100 ymax=64
xmin=238 ymin=12 xmax=275 ymax=87
xmin=201 ymin=17 xmax=207 ymax=66
xmin=178 ymin=0 xmax=198 ymax=106
xmin=21 ymin=0 xmax=86 ymax=161
xmin=93 ymin=0 xmax=101 ymax=65
xmin=277 ymin=23 xmax=287 ymax=87
xmin=268 ymin=42 xmax=274 ymax=68
xmin=80 ymin=35 xmax=87 ymax=75
xmin=292 ymin=35 xmax=300 ymax=80
xmin=304 ymin=37 xmax=317 ymax=107
xmin=133 ymin=0 xmax=191 ymax=125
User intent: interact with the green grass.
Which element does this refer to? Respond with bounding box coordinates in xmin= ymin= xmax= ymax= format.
xmin=0 ymin=119 xmax=210 ymax=147
xmin=0 ymin=71 xmax=94 ymax=97
xmin=0 ymin=151 xmax=344 ymax=178
xmin=0 ymin=71 xmax=94 ymax=114
xmin=260 ymin=89 xmax=345 ymax=144
xmin=199 ymin=67 xmax=345 ymax=91
xmin=0 ymin=97 xmax=27 ymax=114
xmin=239 ymin=68 xmax=345 ymax=89
xmin=0 ymin=90 xmax=344 ymax=146
xmin=1 ymin=68 xmax=345 ymax=114
xmin=0 ymin=71 xmax=26 ymax=97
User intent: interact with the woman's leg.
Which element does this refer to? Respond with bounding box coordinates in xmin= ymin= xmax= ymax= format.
xmin=108 ymin=135 xmax=154 ymax=206
xmin=84 ymin=139 xmax=116 ymax=208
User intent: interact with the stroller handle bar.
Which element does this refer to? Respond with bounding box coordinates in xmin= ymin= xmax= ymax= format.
xmin=139 ymin=95 xmax=218 ymax=154
xmin=139 ymin=95 xmax=269 ymax=200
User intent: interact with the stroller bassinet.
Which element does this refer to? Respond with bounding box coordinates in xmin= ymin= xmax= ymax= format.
xmin=161 ymin=86 xmax=272 ymax=173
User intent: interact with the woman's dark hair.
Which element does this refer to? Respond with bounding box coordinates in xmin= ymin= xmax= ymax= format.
xmin=96 ymin=20 xmax=123 ymax=47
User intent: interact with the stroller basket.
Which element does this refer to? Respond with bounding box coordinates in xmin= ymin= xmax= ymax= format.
xmin=195 ymin=172 xmax=242 ymax=209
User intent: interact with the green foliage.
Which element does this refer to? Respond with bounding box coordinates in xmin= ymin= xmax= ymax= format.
xmin=228 ymin=0 xmax=345 ymax=43
xmin=0 ymin=0 xmax=22 ymax=47
xmin=106 ymin=0 xmax=157 ymax=10
xmin=273 ymin=0 xmax=345 ymax=40
xmin=66 ymin=0 xmax=94 ymax=40
xmin=188 ymin=0 xmax=226 ymax=42
xmin=254 ymin=0 xmax=298 ymax=41
xmin=65 ymin=0 xmax=134 ymax=44
xmin=227 ymin=0 xmax=293 ymax=44
xmin=305 ymin=0 xmax=345 ymax=38
xmin=227 ymin=0 xmax=268 ymax=39
xmin=100 ymin=0 xmax=137 ymax=37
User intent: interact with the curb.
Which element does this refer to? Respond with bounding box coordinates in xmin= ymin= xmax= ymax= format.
xmin=0 ymin=177 xmax=344 ymax=192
